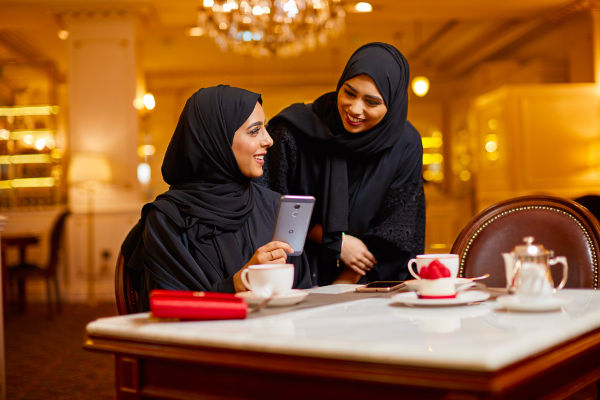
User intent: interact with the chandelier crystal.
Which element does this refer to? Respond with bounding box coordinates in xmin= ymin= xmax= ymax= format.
xmin=194 ymin=0 xmax=346 ymax=57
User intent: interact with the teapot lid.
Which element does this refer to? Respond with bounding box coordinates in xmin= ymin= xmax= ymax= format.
xmin=513 ymin=236 xmax=549 ymax=256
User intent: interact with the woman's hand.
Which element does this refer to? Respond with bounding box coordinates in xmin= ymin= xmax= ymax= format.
xmin=233 ymin=241 xmax=294 ymax=292
xmin=339 ymin=234 xmax=377 ymax=276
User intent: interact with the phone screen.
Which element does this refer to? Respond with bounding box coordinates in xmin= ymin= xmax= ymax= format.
xmin=365 ymin=281 xmax=405 ymax=288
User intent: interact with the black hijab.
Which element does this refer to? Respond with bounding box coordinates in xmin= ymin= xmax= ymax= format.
xmin=157 ymin=85 xmax=262 ymax=237
xmin=269 ymin=42 xmax=410 ymax=238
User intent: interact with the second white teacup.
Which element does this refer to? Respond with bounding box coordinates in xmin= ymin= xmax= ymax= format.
xmin=418 ymin=277 xmax=475 ymax=299
xmin=240 ymin=264 xmax=294 ymax=297
xmin=407 ymin=254 xmax=459 ymax=280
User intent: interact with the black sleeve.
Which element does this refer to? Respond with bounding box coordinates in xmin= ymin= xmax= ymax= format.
xmin=142 ymin=210 xmax=236 ymax=293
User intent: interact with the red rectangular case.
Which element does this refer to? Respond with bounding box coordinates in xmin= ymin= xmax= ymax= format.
xmin=149 ymin=289 xmax=248 ymax=320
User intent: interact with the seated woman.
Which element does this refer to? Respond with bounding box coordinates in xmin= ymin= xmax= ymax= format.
xmin=121 ymin=85 xmax=313 ymax=310
xmin=258 ymin=42 xmax=425 ymax=285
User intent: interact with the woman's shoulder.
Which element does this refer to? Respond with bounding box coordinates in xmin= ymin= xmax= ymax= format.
xmin=397 ymin=121 xmax=422 ymax=149
xmin=268 ymin=118 xmax=300 ymax=144
xmin=252 ymin=183 xmax=281 ymax=207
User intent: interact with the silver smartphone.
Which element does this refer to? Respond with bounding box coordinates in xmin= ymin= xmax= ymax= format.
xmin=272 ymin=195 xmax=315 ymax=256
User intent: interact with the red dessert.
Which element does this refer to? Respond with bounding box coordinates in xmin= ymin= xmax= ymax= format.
xmin=419 ymin=259 xmax=451 ymax=279
xmin=418 ymin=260 xmax=456 ymax=299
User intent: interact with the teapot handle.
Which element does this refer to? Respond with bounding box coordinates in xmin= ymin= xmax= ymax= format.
xmin=549 ymin=256 xmax=568 ymax=290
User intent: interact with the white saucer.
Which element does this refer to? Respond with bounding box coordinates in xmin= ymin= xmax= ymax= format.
xmin=496 ymin=295 xmax=569 ymax=312
xmin=236 ymin=289 xmax=309 ymax=307
xmin=404 ymin=278 xmax=471 ymax=292
xmin=391 ymin=290 xmax=490 ymax=307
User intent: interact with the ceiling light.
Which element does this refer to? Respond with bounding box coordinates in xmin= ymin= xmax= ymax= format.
xmin=354 ymin=2 xmax=372 ymax=12
xmin=57 ymin=29 xmax=69 ymax=40
xmin=411 ymin=76 xmax=430 ymax=97
xmin=193 ymin=0 xmax=346 ymax=57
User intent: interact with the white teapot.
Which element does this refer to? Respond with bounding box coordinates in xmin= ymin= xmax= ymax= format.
xmin=502 ymin=236 xmax=568 ymax=297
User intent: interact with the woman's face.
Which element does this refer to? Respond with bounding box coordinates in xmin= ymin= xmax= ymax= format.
xmin=337 ymin=74 xmax=388 ymax=133
xmin=232 ymin=102 xmax=273 ymax=178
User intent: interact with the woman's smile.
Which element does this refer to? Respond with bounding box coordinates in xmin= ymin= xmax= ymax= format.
xmin=344 ymin=112 xmax=366 ymax=126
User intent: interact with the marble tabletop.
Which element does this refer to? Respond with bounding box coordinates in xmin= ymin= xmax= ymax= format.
xmin=86 ymin=286 xmax=600 ymax=372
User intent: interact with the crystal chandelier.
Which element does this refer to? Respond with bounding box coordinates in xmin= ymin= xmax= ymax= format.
xmin=193 ymin=0 xmax=346 ymax=57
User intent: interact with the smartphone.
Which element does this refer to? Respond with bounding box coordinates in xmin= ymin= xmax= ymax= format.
xmin=355 ymin=281 xmax=406 ymax=293
xmin=272 ymin=195 xmax=315 ymax=256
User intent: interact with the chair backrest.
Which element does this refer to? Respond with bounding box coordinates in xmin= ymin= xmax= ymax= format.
xmin=47 ymin=209 xmax=70 ymax=273
xmin=451 ymin=195 xmax=600 ymax=288
xmin=115 ymin=251 xmax=139 ymax=315
xmin=574 ymin=195 xmax=600 ymax=223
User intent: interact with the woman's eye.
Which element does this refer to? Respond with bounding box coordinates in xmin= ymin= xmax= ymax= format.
xmin=344 ymin=89 xmax=356 ymax=97
xmin=366 ymin=100 xmax=382 ymax=106
xmin=249 ymin=128 xmax=260 ymax=135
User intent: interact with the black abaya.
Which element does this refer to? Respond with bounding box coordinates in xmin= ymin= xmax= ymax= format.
xmin=258 ymin=43 xmax=425 ymax=285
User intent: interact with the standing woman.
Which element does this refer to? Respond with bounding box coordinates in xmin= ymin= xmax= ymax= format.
xmin=122 ymin=85 xmax=312 ymax=310
xmin=258 ymin=42 xmax=425 ymax=285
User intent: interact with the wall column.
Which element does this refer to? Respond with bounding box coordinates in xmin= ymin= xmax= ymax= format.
xmin=62 ymin=8 xmax=142 ymax=302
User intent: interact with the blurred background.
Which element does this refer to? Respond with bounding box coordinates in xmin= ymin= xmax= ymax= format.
xmin=0 ymin=0 xmax=599 ymax=304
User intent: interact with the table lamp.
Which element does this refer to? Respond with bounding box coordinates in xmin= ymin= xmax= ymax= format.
xmin=68 ymin=153 xmax=111 ymax=305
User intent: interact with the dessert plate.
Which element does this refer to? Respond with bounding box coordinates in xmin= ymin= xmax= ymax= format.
xmin=496 ymin=295 xmax=569 ymax=312
xmin=236 ymin=289 xmax=309 ymax=307
xmin=404 ymin=278 xmax=471 ymax=292
xmin=391 ymin=290 xmax=490 ymax=307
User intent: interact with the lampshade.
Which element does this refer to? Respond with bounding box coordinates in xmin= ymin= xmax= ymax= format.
xmin=68 ymin=153 xmax=112 ymax=184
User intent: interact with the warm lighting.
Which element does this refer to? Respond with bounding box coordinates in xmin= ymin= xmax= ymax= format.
xmin=137 ymin=144 xmax=156 ymax=158
xmin=0 ymin=105 xmax=59 ymax=117
xmin=57 ymin=29 xmax=69 ymax=40
xmin=68 ymin=153 xmax=112 ymax=187
xmin=354 ymin=2 xmax=372 ymax=12
xmin=423 ymin=153 xmax=443 ymax=165
xmin=137 ymin=162 xmax=151 ymax=185
xmin=192 ymin=0 xmax=345 ymax=57
xmin=0 ymin=154 xmax=54 ymax=164
xmin=412 ymin=76 xmax=430 ymax=97
xmin=484 ymin=133 xmax=499 ymax=161
xmin=484 ymin=140 xmax=498 ymax=153
xmin=8 ymin=177 xmax=56 ymax=188
xmin=422 ymin=136 xmax=443 ymax=149
xmin=142 ymin=93 xmax=156 ymax=110
xmin=34 ymin=138 xmax=46 ymax=151
xmin=23 ymin=134 xmax=34 ymax=146
xmin=187 ymin=26 xmax=205 ymax=37
xmin=459 ymin=170 xmax=471 ymax=181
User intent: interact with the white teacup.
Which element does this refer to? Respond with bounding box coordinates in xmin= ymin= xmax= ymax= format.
xmin=407 ymin=254 xmax=459 ymax=280
xmin=240 ymin=264 xmax=294 ymax=297
xmin=418 ymin=277 xmax=474 ymax=299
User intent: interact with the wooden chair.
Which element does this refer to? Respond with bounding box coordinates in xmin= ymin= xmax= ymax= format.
xmin=574 ymin=195 xmax=600 ymax=223
xmin=7 ymin=209 xmax=70 ymax=315
xmin=451 ymin=195 xmax=600 ymax=288
xmin=115 ymin=251 xmax=139 ymax=314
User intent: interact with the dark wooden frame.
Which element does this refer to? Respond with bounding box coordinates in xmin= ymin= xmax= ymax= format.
xmin=115 ymin=252 xmax=139 ymax=315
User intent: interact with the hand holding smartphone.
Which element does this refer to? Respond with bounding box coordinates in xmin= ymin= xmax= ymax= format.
xmin=272 ymin=195 xmax=315 ymax=256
